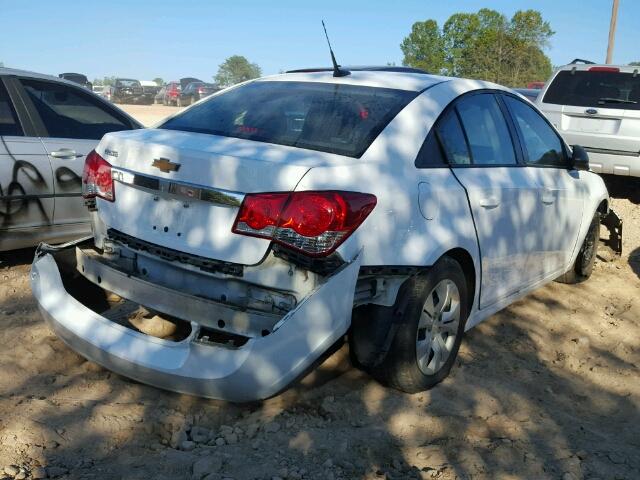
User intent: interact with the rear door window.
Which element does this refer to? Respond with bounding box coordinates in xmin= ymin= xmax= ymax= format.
xmin=456 ymin=94 xmax=517 ymax=166
xmin=0 ymin=82 xmax=23 ymax=136
xmin=160 ymin=81 xmax=418 ymax=158
xmin=543 ymin=70 xmax=640 ymax=110
xmin=503 ymin=95 xmax=567 ymax=168
xmin=21 ymin=79 xmax=132 ymax=140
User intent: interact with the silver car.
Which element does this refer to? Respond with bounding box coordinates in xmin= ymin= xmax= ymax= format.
xmin=537 ymin=61 xmax=640 ymax=177
xmin=0 ymin=68 xmax=140 ymax=251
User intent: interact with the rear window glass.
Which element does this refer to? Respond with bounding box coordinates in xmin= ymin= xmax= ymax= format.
xmin=543 ymin=70 xmax=640 ymax=110
xmin=160 ymin=81 xmax=418 ymax=158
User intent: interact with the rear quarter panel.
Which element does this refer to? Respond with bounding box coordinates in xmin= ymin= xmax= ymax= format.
xmin=294 ymin=80 xmax=481 ymax=275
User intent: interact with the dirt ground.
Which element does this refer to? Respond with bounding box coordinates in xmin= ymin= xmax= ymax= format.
xmin=0 ymin=105 xmax=638 ymax=480
xmin=120 ymin=104 xmax=184 ymax=127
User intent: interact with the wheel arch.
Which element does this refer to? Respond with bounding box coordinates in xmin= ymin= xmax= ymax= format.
xmin=443 ymin=247 xmax=477 ymax=313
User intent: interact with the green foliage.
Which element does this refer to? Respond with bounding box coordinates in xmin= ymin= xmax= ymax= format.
xmin=629 ymin=61 xmax=640 ymax=66
xmin=93 ymin=76 xmax=116 ymax=87
xmin=400 ymin=20 xmax=445 ymax=73
xmin=214 ymin=55 xmax=262 ymax=87
xmin=401 ymin=9 xmax=554 ymax=87
xmin=153 ymin=77 xmax=164 ymax=86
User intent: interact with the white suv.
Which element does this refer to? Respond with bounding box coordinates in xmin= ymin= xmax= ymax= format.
xmin=537 ymin=61 xmax=640 ymax=177
xmin=31 ymin=68 xmax=615 ymax=401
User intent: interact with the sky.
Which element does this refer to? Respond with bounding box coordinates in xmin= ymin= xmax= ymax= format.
xmin=1 ymin=0 xmax=638 ymax=83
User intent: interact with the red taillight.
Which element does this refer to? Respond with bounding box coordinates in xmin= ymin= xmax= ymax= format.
xmin=82 ymin=150 xmax=114 ymax=202
xmin=589 ymin=66 xmax=620 ymax=73
xmin=232 ymin=191 xmax=377 ymax=256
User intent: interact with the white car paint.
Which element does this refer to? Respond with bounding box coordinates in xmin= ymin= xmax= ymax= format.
xmin=31 ymin=70 xmax=610 ymax=400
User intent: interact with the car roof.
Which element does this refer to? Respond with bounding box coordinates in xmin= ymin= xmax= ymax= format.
xmin=0 ymin=67 xmax=97 ymax=89
xmin=556 ymin=63 xmax=640 ymax=74
xmin=259 ymin=70 xmax=451 ymax=92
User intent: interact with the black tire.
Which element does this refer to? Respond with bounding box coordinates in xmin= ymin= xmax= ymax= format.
xmin=556 ymin=211 xmax=600 ymax=284
xmin=364 ymin=257 xmax=469 ymax=393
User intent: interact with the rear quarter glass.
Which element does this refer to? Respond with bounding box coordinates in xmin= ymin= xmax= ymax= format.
xmin=159 ymin=81 xmax=418 ymax=158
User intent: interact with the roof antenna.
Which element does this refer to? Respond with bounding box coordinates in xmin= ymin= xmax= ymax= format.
xmin=322 ymin=20 xmax=350 ymax=77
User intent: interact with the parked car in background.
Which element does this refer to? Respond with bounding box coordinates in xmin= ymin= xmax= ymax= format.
xmin=180 ymin=77 xmax=203 ymax=90
xmin=59 ymin=73 xmax=92 ymax=90
xmin=0 ymin=68 xmax=141 ymax=250
xmin=537 ymin=62 xmax=640 ymax=177
xmin=527 ymin=81 xmax=545 ymax=90
xmin=514 ymin=88 xmax=540 ymax=102
xmin=31 ymin=67 xmax=619 ymax=402
xmin=111 ymin=78 xmax=145 ymax=104
xmin=178 ymin=82 xmax=219 ymax=106
xmin=102 ymin=86 xmax=113 ymax=102
xmin=140 ymin=80 xmax=160 ymax=105
xmin=154 ymin=86 xmax=166 ymax=104
xmin=92 ymin=85 xmax=105 ymax=95
xmin=161 ymin=81 xmax=181 ymax=106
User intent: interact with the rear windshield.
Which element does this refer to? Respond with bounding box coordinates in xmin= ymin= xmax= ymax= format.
xmin=160 ymin=81 xmax=418 ymax=157
xmin=543 ymin=70 xmax=640 ymax=110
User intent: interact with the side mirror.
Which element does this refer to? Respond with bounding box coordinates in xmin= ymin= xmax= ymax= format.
xmin=571 ymin=145 xmax=589 ymax=171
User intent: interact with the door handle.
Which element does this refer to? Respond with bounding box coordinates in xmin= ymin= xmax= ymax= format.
xmin=542 ymin=188 xmax=555 ymax=205
xmin=49 ymin=149 xmax=82 ymax=159
xmin=479 ymin=196 xmax=500 ymax=209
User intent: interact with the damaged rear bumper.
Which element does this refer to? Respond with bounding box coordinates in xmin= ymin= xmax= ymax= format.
xmin=30 ymin=250 xmax=361 ymax=402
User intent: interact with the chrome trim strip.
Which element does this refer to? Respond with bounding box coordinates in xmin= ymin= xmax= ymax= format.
xmin=110 ymin=167 xmax=245 ymax=207
xmin=583 ymin=147 xmax=640 ymax=157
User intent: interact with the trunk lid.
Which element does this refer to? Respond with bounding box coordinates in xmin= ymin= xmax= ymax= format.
xmin=94 ymin=129 xmax=350 ymax=265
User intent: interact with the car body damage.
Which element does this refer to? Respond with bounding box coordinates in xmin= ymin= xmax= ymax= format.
xmin=31 ymin=240 xmax=362 ymax=402
xmin=31 ymin=69 xmax=618 ymax=401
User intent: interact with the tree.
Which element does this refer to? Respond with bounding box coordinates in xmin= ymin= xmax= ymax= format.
xmin=400 ymin=20 xmax=445 ymax=73
xmin=214 ymin=55 xmax=261 ymax=87
xmin=629 ymin=61 xmax=640 ymax=66
xmin=401 ymin=9 xmax=554 ymax=87
xmin=153 ymin=77 xmax=164 ymax=86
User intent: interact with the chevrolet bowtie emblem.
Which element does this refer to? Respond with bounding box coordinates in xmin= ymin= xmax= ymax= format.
xmin=152 ymin=158 xmax=181 ymax=173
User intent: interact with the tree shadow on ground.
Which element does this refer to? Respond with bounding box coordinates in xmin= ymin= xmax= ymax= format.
xmin=1 ymin=264 xmax=638 ymax=480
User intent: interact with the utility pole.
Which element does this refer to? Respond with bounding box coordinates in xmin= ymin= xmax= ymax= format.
xmin=606 ymin=0 xmax=620 ymax=64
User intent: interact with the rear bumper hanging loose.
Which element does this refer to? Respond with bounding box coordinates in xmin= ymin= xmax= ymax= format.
xmin=30 ymin=250 xmax=361 ymax=402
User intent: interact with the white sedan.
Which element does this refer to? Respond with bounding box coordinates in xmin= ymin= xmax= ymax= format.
xmin=31 ymin=67 xmax=619 ymax=401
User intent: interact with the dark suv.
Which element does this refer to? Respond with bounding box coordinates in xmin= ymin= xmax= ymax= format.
xmin=112 ymin=78 xmax=145 ymax=104
xmin=59 ymin=73 xmax=92 ymax=90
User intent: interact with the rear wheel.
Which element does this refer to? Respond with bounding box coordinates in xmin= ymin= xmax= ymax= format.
xmin=556 ymin=211 xmax=600 ymax=284
xmin=365 ymin=257 xmax=469 ymax=393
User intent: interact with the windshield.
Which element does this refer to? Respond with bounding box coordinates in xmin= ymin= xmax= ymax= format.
xmin=543 ymin=70 xmax=640 ymax=110
xmin=160 ymin=81 xmax=417 ymax=157
xmin=116 ymin=79 xmax=141 ymax=87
